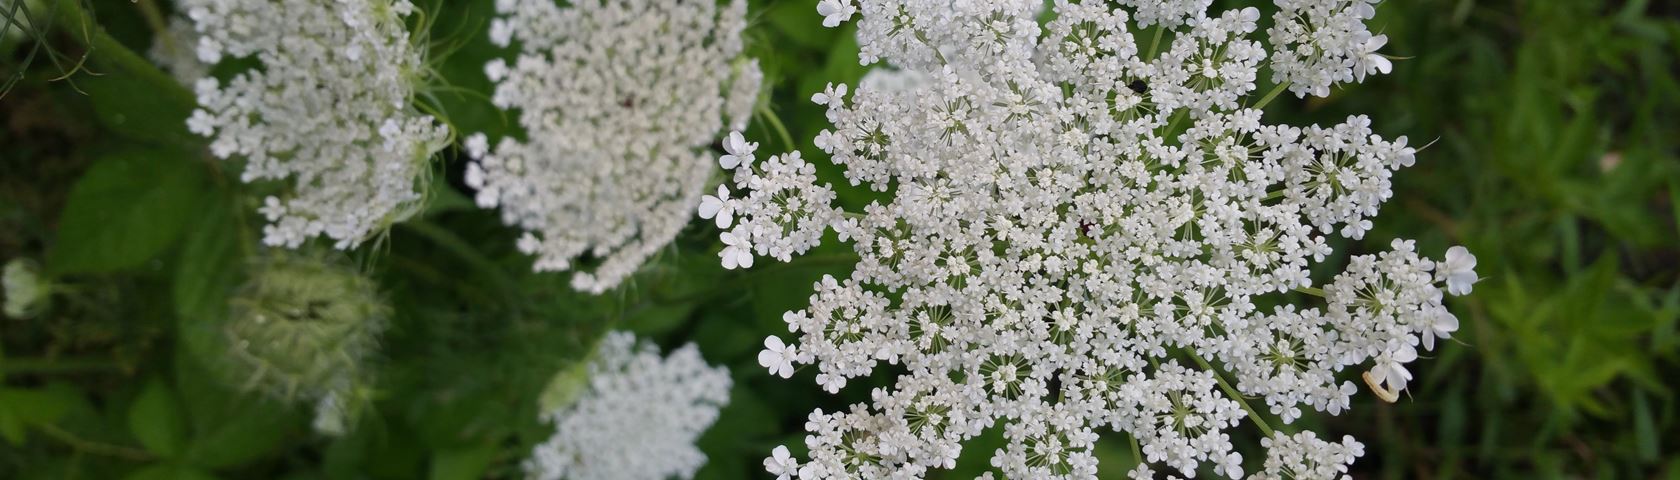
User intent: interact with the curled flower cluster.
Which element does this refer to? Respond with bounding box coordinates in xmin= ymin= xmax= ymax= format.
xmin=182 ymin=0 xmax=449 ymax=249
xmin=705 ymin=1 xmax=1477 ymax=478
xmin=525 ymin=331 xmax=731 ymax=480
xmin=216 ymin=253 xmax=387 ymax=435
xmin=464 ymin=0 xmax=762 ymax=293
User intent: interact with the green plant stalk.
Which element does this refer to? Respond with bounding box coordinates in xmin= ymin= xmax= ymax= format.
xmin=56 ymin=0 xmax=195 ymax=109
xmin=1188 ymin=349 xmax=1276 ymax=438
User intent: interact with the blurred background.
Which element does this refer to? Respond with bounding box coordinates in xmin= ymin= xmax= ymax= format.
xmin=1 ymin=0 xmax=1677 ymax=478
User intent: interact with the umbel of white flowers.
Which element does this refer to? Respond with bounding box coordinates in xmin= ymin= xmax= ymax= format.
xmin=463 ymin=0 xmax=763 ymax=293
xmin=702 ymin=1 xmax=1480 ymax=479
xmin=525 ymin=331 xmax=731 ymax=480
xmin=182 ymin=0 xmax=449 ymax=249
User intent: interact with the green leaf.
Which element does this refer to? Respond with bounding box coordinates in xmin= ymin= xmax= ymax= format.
xmin=174 ymin=350 xmax=304 ymax=469
xmin=47 ymin=148 xmax=207 ymax=275
xmin=428 ymin=445 xmax=497 ymax=480
xmin=128 ymin=380 xmax=186 ymax=457
xmin=124 ymin=463 xmax=219 ymax=480
xmin=0 ymin=386 xmax=80 ymax=445
xmin=172 ymin=196 xmax=243 ymax=321
xmin=78 ymin=73 xmax=201 ymax=148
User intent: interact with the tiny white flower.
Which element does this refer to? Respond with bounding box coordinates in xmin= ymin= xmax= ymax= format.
xmin=1441 ymin=245 xmax=1478 ymax=295
xmin=815 ymin=0 xmax=855 ymax=28
xmin=720 ymin=229 xmax=754 ymax=270
xmin=758 ymin=336 xmax=797 ymax=378
xmin=1421 ymin=309 xmax=1459 ymax=351
xmin=765 ymin=445 xmax=799 ymax=479
xmin=698 ymin=185 xmax=736 ymax=228
xmin=721 ymin=131 xmax=756 ymax=170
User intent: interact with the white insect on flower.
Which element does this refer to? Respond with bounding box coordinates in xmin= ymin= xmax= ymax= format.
xmin=525 ymin=332 xmax=731 ymax=480
xmin=181 ymin=0 xmax=450 ymax=249
xmin=700 ymin=0 xmax=1476 ymax=478
xmin=465 ymin=0 xmax=763 ymax=293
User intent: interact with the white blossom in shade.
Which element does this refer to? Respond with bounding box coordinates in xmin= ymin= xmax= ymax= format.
xmin=147 ymin=15 xmax=208 ymax=87
xmin=1252 ymin=431 xmax=1364 ymax=480
xmin=181 ymin=0 xmax=449 ymax=249
xmin=525 ymin=332 xmax=731 ymax=480
xmin=1440 ymin=245 xmax=1479 ymax=296
xmin=759 ymin=335 xmax=799 ymax=378
xmin=704 ymin=1 xmax=1474 ymax=478
xmin=2 ymin=259 xmax=49 ymax=319
xmin=1268 ymin=0 xmax=1390 ymax=98
xmin=465 ymin=0 xmax=762 ymax=294
xmin=765 ymin=445 xmax=800 ymax=480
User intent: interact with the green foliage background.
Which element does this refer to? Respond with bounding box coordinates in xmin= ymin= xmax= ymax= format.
xmin=2 ymin=0 xmax=1677 ymax=478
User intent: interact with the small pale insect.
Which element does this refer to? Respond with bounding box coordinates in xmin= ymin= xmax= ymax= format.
xmin=1361 ymin=371 xmax=1402 ymax=403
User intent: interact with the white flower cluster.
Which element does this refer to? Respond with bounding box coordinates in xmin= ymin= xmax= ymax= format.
xmin=181 ymin=0 xmax=449 ymax=249
xmin=3 ymin=259 xmax=48 ymax=319
xmin=1252 ymin=431 xmax=1364 ymax=480
xmin=464 ymin=0 xmax=762 ymax=293
xmin=706 ymin=1 xmax=1477 ymax=478
xmin=525 ymin=331 xmax=731 ymax=480
xmin=1268 ymin=0 xmax=1393 ymax=98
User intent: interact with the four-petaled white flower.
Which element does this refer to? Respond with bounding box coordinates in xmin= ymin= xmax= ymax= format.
xmin=1353 ymin=33 xmax=1392 ymax=82
xmin=1421 ymin=309 xmax=1459 ymax=351
xmin=764 ymin=445 xmax=800 ymax=480
xmin=759 ymin=336 xmax=798 ymax=378
xmin=721 ymin=131 xmax=757 ymax=170
xmin=1441 ymin=245 xmax=1479 ymax=295
xmin=720 ymin=228 xmax=755 ymax=270
xmin=815 ymin=0 xmax=855 ymax=28
xmin=699 ymin=185 xmax=737 ymax=228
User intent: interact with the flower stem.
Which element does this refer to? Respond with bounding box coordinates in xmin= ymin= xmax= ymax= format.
xmin=36 ymin=423 xmax=154 ymax=462
xmin=1252 ymin=82 xmax=1291 ymax=111
xmin=1293 ymin=286 xmax=1325 ymax=297
xmin=56 ymin=0 xmax=195 ymax=109
xmin=756 ymin=102 xmax=797 ymax=152
xmin=1188 ymin=349 xmax=1275 ymax=438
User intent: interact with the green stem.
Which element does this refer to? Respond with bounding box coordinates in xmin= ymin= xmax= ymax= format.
xmin=1146 ymin=25 xmax=1165 ymax=60
xmin=0 ymin=357 xmax=124 ymax=375
xmin=1252 ymin=82 xmax=1291 ymax=111
xmin=1293 ymin=286 xmax=1325 ymax=297
xmin=56 ymin=0 xmax=195 ymax=109
xmin=756 ymin=102 xmax=797 ymax=152
xmin=1188 ymin=349 xmax=1276 ymax=438
xmin=397 ymin=220 xmax=521 ymax=298
xmin=36 ymin=423 xmax=154 ymax=462
xmin=1128 ymin=432 xmax=1144 ymax=466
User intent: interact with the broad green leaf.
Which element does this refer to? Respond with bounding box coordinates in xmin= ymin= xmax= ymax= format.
xmin=128 ymin=380 xmax=186 ymax=457
xmin=174 ymin=349 xmax=304 ymax=469
xmin=47 ymin=148 xmax=207 ymax=275
xmin=78 ymin=73 xmax=200 ymax=148
xmin=172 ymin=195 xmax=242 ymax=321
xmin=0 ymin=386 xmax=80 ymax=445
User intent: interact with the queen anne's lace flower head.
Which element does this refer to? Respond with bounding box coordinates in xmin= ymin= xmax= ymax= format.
xmin=182 ymin=0 xmax=450 ymax=249
xmin=700 ymin=1 xmax=1476 ymax=478
xmin=525 ymin=331 xmax=731 ymax=480
xmin=215 ymin=253 xmax=387 ymax=436
xmin=464 ymin=0 xmax=763 ymax=293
